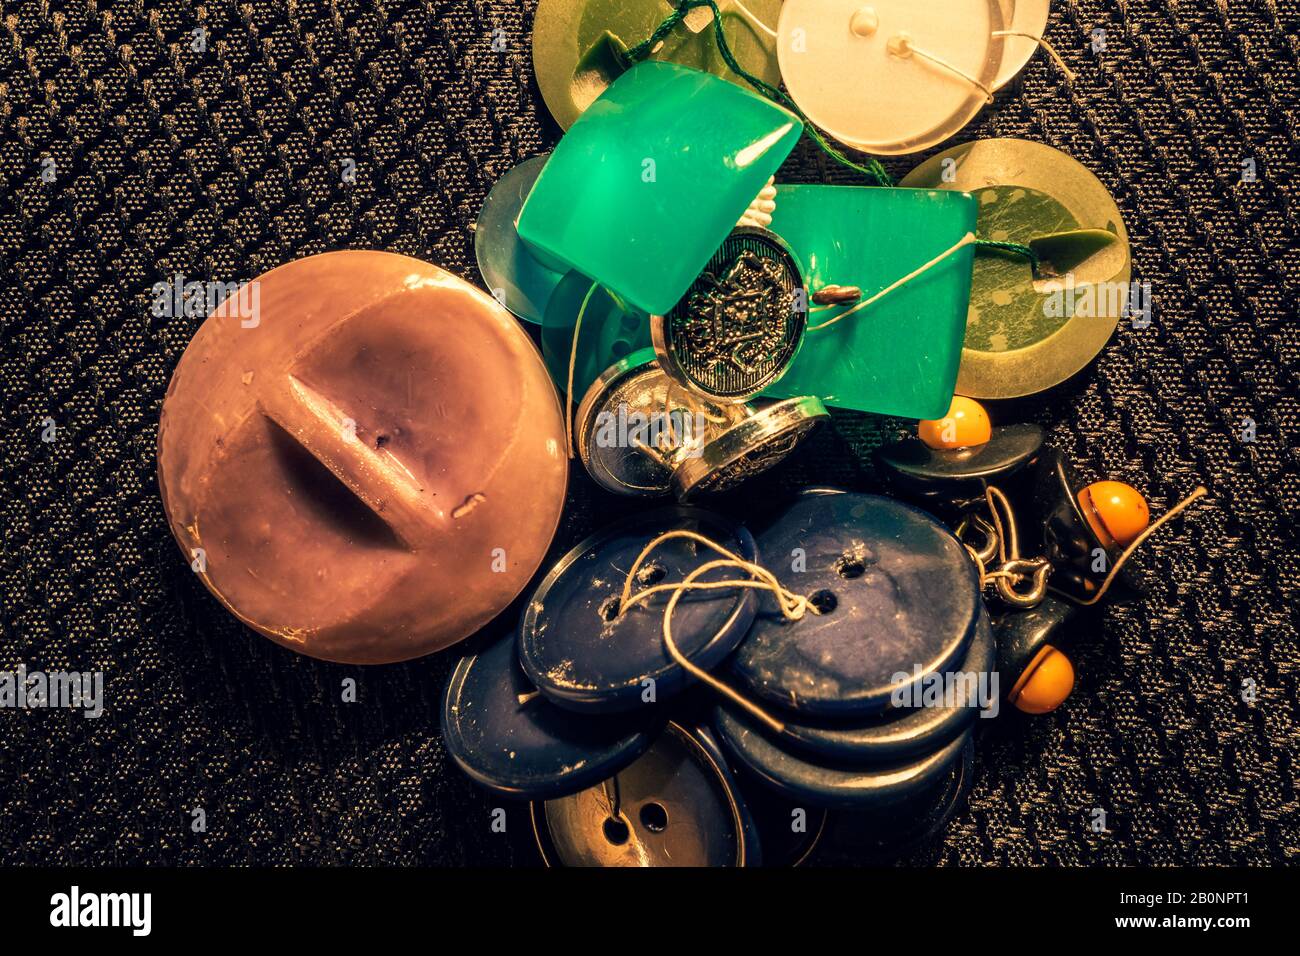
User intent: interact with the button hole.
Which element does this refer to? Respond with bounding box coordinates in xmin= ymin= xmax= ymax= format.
xmin=602 ymin=816 xmax=630 ymax=845
xmin=835 ymin=555 xmax=865 ymax=579
xmin=636 ymin=563 xmax=667 ymax=586
xmin=639 ymin=802 xmax=668 ymax=833
xmin=809 ymin=589 xmax=838 ymax=614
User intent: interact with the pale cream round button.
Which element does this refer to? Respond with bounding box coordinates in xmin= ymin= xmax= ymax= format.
xmin=777 ymin=0 xmax=1007 ymax=155
xmin=992 ymin=0 xmax=1051 ymax=90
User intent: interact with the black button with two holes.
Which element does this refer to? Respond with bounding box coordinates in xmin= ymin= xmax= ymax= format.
xmin=729 ymin=492 xmax=981 ymax=718
xmin=715 ymin=491 xmax=989 ymax=812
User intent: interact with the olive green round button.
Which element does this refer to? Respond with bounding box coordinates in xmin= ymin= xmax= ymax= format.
xmin=901 ymin=138 xmax=1131 ymax=399
xmin=532 ymin=0 xmax=783 ymax=130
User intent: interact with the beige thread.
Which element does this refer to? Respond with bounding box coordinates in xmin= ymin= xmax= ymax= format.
xmin=992 ymin=30 xmax=1078 ymax=83
xmin=564 ymin=281 xmax=600 ymax=459
xmin=960 ymin=484 xmax=1207 ymax=606
xmin=616 ymin=529 xmax=826 ymax=733
xmin=889 ymin=31 xmax=1077 ymax=109
xmin=985 ymin=484 xmax=1018 ymax=564
xmin=889 ymin=33 xmax=995 ymax=103
xmin=733 ymin=0 xmax=778 ymax=38
xmin=620 ymin=529 xmax=809 ymax=616
xmin=1067 ymin=486 xmax=1207 ymax=606
xmin=807 ymin=233 xmax=977 ymax=331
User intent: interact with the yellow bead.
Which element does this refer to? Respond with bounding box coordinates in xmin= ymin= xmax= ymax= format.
xmin=1078 ymin=480 xmax=1150 ymax=549
xmin=1010 ymin=647 xmax=1075 ymax=715
xmin=917 ymin=396 xmax=991 ymax=450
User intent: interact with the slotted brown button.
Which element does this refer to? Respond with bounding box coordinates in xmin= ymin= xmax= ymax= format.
xmin=157 ymin=251 xmax=569 ymax=664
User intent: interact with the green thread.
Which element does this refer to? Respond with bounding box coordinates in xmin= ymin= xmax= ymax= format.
xmin=624 ymin=1 xmax=1041 ymax=268
xmin=623 ymin=0 xmax=893 ymax=187
xmin=623 ymin=3 xmax=693 ymax=60
xmin=973 ymin=238 xmax=1041 ymax=270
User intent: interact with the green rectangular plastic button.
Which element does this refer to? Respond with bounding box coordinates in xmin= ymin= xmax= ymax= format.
xmin=764 ymin=185 xmax=978 ymax=419
xmin=517 ymin=60 xmax=802 ymax=317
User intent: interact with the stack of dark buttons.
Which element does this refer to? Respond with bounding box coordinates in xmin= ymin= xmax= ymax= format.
xmin=439 ymin=489 xmax=1005 ymax=865
xmin=710 ymin=490 xmax=993 ymax=860
xmin=441 ymin=505 xmax=821 ymax=866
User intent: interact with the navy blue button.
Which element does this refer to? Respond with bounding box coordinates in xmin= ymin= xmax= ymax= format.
xmin=738 ymin=782 xmax=827 ymax=868
xmin=731 ymin=492 xmax=981 ymax=717
xmin=818 ymin=735 xmax=974 ymax=861
xmin=692 ymin=723 xmax=762 ymax=867
xmin=708 ymin=737 xmax=828 ymax=866
xmin=440 ymin=633 xmax=660 ymax=800
xmin=519 ymin=507 xmax=758 ymax=714
xmin=713 ymin=704 xmax=973 ymax=811
xmin=732 ymin=609 xmax=994 ymax=766
xmin=875 ymin=423 xmax=1044 ymax=495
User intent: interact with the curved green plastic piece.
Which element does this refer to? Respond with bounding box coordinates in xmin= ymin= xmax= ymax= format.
xmin=765 ymin=185 xmax=978 ymax=420
xmin=517 ymin=61 xmax=802 ymax=317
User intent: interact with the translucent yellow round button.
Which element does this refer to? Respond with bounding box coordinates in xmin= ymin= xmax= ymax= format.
xmin=777 ymin=0 xmax=1005 ymax=155
xmin=900 ymin=138 xmax=1131 ymax=400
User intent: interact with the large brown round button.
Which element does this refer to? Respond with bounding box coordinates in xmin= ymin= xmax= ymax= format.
xmin=157 ymin=251 xmax=568 ymax=664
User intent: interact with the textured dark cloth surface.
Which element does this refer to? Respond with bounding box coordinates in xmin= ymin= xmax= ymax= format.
xmin=1 ymin=0 xmax=1297 ymax=866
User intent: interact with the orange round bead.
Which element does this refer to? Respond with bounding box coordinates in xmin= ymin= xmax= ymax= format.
xmin=917 ymin=396 xmax=992 ymax=450
xmin=1010 ymin=646 xmax=1075 ymax=715
xmin=1078 ymin=480 xmax=1150 ymax=549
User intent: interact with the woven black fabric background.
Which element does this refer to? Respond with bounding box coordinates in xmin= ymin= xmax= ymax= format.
xmin=1 ymin=0 xmax=1297 ymax=866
